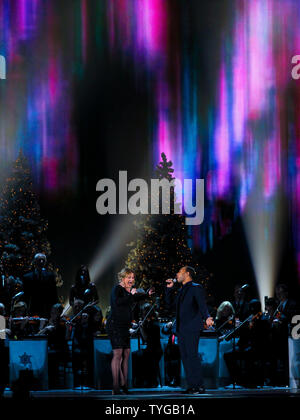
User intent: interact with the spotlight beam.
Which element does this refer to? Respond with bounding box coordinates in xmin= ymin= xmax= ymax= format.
xmin=243 ymin=187 xmax=284 ymax=306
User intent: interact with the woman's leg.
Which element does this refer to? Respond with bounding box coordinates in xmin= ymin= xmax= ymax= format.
xmin=120 ymin=348 xmax=131 ymax=386
xmin=111 ymin=348 xmax=123 ymax=391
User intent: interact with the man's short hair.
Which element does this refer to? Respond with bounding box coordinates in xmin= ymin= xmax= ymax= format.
xmin=276 ymin=283 xmax=288 ymax=293
xmin=52 ymin=303 xmax=64 ymax=315
xmin=185 ymin=266 xmax=196 ymax=281
xmin=249 ymin=299 xmax=261 ymax=314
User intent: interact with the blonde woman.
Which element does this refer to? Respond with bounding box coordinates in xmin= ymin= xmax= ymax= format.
xmin=106 ymin=268 xmax=154 ymax=395
xmin=215 ymin=301 xmax=235 ymax=330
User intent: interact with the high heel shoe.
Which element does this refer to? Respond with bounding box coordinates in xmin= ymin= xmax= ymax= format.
xmin=120 ymin=385 xmax=130 ymax=394
xmin=112 ymin=388 xmax=121 ymax=395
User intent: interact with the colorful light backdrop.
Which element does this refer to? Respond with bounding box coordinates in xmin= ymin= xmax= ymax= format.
xmin=0 ymin=1 xmax=300 ymax=295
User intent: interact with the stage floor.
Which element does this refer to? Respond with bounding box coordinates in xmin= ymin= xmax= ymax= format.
xmin=3 ymin=386 xmax=300 ymax=400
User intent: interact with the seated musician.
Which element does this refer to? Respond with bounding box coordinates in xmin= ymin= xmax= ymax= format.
xmin=9 ymin=301 xmax=37 ymax=339
xmin=22 ymin=253 xmax=58 ymax=318
xmin=268 ymin=285 xmax=298 ymax=385
xmin=275 ymin=284 xmax=298 ymax=326
xmin=231 ymin=284 xmax=250 ymax=321
xmin=263 ymin=297 xmax=277 ymax=321
xmin=137 ymin=303 xmax=163 ymax=387
xmin=215 ymin=301 xmax=235 ymax=334
xmin=70 ymin=299 xmax=94 ymax=388
xmin=224 ymin=299 xmax=270 ymax=388
xmin=0 ymin=274 xmax=23 ymax=316
xmin=0 ymin=302 xmax=11 ymax=337
xmin=89 ymin=305 xmax=104 ymax=336
xmin=0 ymin=302 xmax=9 ymax=397
xmin=162 ymin=319 xmax=181 ymax=387
xmin=69 ymin=265 xmax=98 ymax=307
xmin=38 ymin=303 xmax=69 ymax=388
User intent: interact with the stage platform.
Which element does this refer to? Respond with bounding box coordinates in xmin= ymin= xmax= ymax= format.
xmin=3 ymin=385 xmax=300 ymax=400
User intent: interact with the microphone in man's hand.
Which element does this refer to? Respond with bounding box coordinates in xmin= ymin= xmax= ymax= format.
xmin=166 ymin=278 xmax=177 ymax=284
xmin=239 ymin=284 xmax=250 ymax=291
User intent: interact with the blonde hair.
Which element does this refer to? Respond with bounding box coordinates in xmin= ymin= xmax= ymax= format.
xmin=118 ymin=268 xmax=134 ymax=284
xmin=216 ymin=301 xmax=235 ymax=320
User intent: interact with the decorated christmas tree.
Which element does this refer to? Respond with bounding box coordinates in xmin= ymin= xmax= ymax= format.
xmin=0 ymin=151 xmax=62 ymax=286
xmin=125 ymin=153 xmax=195 ymax=315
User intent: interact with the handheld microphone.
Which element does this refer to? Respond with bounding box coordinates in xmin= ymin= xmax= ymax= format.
xmin=165 ymin=278 xmax=177 ymax=285
xmin=240 ymin=284 xmax=249 ymax=291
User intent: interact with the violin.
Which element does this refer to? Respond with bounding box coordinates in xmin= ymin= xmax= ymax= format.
xmin=265 ymin=303 xmax=283 ymax=326
xmin=220 ymin=312 xmax=262 ymax=342
xmin=36 ymin=317 xmax=68 ymax=336
xmin=66 ymin=300 xmax=98 ymax=327
xmin=249 ymin=311 xmax=262 ymax=328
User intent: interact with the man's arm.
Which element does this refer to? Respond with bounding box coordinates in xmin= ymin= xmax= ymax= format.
xmin=165 ymin=279 xmax=177 ymax=312
xmin=195 ymin=285 xmax=214 ymax=327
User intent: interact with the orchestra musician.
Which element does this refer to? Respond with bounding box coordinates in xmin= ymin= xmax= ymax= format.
xmin=232 ymin=284 xmax=250 ymax=321
xmin=0 ymin=302 xmax=9 ymax=397
xmin=0 ymin=272 xmax=23 ymax=316
xmin=134 ymin=303 xmax=163 ymax=387
xmin=215 ymin=301 xmax=235 ymax=335
xmin=106 ymin=268 xmax=154 ymax=395
xmin=38 ymin=303 xmax=69 ymax=389
xmin=22 ymin=253 xmax=58 ymax=318
xmin=69 ymin=265 xmax=98 ymax=307
xmin=268 ymin=284 xmax=298 ymax=385
xmin=69 ymin=299 xmax=95 ymax=388
xmin=89 ymin=305 xmax=104 ymax=336
xmin=9 ymin=301 xmax=47 ymax=339
xmin=162 ymin=319 xmax=181 ymax=387
xmin=275 ymin=284 xmax=298 ymax=325
xmin=224 ymin=299 xmax=270 ymax=388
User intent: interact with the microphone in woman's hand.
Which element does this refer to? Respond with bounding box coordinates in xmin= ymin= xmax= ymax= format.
xmin=136 ymin=288 xmax=146 ymax=294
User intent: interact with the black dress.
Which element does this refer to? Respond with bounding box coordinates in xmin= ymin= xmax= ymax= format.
xmin=23 ymin=269 xmax=58 ymax=317
xmin=106 ymin=285 xmax=146 ymax=349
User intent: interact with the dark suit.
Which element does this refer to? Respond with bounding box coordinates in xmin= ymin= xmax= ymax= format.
xmin=165 ymin=282 xmax=210 ymax=388
xmin=232 ymin=299 xmax=250 ymax=321
xmin=278 ymin=299 xmax=298 ymax=324
xmin=23 ymin=269 xmax=58 ymax=317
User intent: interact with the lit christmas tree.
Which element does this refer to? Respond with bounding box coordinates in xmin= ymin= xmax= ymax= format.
xmin=124 ymin=153 xmax=195 ymax=315
xmin=0 ymin=151 xmax=62 ymax=286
